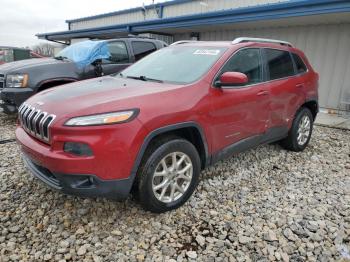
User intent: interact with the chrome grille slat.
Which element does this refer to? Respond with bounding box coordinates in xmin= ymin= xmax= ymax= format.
xmin=27 ymin=108 xmax=36 ymax=132
xmin=29 ymin=110 xmax=39 ymax=133
xmin=18 ymin=103 xmax=56 ymax=143
xmin=23 ymin=107 xmax=33 ymax=129
xmin=21 ymin=106 xmax=29 ymax=126
xmin=0 ymin=74 xmax=4 ymax=89
xmin=33 ymin=110 xmax=42 ymax=134
xmin=39 ymin=112 xmax=48 ymax=140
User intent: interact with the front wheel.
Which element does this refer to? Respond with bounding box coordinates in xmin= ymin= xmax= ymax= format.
xmin=280 ymin=107 xmax=314 ymax=152
xmin=137 ymin=138 xmax=201 ymax=213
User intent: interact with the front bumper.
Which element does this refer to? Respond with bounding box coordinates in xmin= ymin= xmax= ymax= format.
xmin=1 ymin=88 xmax=34 ymax=113
xmin=16 ymin=116 xmax=147 ymax=200
xmin=23 ymin=154 xmax=131 ymax=200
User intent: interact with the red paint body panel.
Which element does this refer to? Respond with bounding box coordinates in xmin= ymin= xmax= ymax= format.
xmin=16 ymin=41 xmax=319 ymax=183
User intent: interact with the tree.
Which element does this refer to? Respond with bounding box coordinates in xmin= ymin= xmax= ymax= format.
xmin=32 ymin=43 xmax=55 ymax=57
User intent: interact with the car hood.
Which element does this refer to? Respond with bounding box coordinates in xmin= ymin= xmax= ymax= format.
xmin=0 ymin=58 xmax=74 ymax=74
xmin=26 ymin=76 xmax=182 ymax=119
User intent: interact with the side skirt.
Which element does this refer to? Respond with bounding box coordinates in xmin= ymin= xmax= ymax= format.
xmin=211 ymin=126 xmax=288 ymax=165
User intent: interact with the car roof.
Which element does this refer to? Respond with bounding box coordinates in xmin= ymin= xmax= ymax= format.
xmin=171 ymin=41 xmax=233 ymax=47
xmin=105 ymin=37 xmax=163 ymax=42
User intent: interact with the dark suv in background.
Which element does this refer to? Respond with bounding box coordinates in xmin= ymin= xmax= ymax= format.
xmin=0 ymin=37 xmax=167 ymax=114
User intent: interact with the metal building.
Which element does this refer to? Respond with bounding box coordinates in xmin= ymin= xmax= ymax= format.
xmin=37 ymin=0 xmax=350 ymax=113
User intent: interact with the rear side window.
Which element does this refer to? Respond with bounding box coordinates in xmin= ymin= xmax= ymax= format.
xmin=265 ymin=49 xmax=294 ymax=80
xmin=107 ymin=41 xmax=129 ymax=63
xmin=132 ymin=41 xmax=157 ymax=61
xmin=219 ymin=48 xmax=263 ymax=85
xmin=292 ymin=53 xmax=307 ymax=74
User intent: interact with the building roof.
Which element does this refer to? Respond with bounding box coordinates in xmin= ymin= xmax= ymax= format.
xmin=37 ymin=0 xmax=350 ymax=42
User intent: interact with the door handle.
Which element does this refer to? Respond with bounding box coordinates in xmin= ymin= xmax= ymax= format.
xmin=257 ymin=90 xmax=269 ymax=96
xmin=296 ymin=83 xmax=305 ymax=88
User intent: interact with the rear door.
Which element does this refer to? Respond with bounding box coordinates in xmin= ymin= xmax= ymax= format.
xmin=209 ymin=48 xmax=270 ymax=153
xmin=130 ymin=41 xmax=158 ymax=62
xmin=263 ymin=48 xmax=305 ymax=129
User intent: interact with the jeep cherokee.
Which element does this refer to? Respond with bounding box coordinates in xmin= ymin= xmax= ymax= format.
xmin=16 ymin=37 xmax=319 ymax=213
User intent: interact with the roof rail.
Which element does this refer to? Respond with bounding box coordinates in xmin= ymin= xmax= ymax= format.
xmin=232 ymin=37 xmax=293 ymax=47
xmin=170 ymin=40 xmax=198 ymax=46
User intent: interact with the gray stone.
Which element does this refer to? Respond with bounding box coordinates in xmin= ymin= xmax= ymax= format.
xmin=263 ymin=230 xmax=278 ymax=242
xmin=196 ymin=235 xmax=206 ymax=246
xmin=283 ymin=228 xmax=298 ymax=242
xmin=238 ymin=235 xmax=254 ymax=244
xmin=186 ymin=251 xmax=197 ymax=259
xmin=77 ymin=246 xmax=87 ymax=256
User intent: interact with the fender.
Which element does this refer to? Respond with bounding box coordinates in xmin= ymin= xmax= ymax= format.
xmin=288 ymin=97 xmax=319 ymax=129
xmin=128 ymin=121 xmax=210 ymax=185
xmin=305 ymin=97 xmax=319 ymax=112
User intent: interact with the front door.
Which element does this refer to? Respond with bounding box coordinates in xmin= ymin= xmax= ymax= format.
xmin=209 ymin=48 xmax=270 ymax=154
xmin=83 ymin=41 xmax=131 ymax=79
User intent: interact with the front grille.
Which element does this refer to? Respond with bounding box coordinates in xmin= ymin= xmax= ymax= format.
xmin=0 ymin=74 xmax=4 ymax=89
xmin=18 ymin=102 xmax=56 ymax=143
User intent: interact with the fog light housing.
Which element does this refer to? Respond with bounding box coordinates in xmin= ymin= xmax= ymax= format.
xmin=63 ymin=142 xmax=93 ymax=156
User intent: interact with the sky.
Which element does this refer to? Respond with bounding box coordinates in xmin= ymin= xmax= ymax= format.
xmin=0 ymin=0 xmax=169 ymax=48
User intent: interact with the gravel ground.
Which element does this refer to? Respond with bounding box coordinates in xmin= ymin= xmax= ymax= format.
xmin=0 ymin=112 xmax=349 ymax=262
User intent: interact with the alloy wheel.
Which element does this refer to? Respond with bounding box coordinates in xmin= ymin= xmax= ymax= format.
xmin=297 ymin=114 xmax=311 ymax=146
xmin=152 ymin=152 xmax=193 ymax=203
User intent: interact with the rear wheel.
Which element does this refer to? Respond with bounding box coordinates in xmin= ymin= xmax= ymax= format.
xmin=137 ymin=138 xmax=201 ymax=213
xmin=280 ymin=107 xmax=313 ymax=152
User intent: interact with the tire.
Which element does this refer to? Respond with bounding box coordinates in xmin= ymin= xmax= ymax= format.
xmin=280 ymin=107 xmax=314 ymax=152
xmin=137 ymin=137 xmax=201 ymax=213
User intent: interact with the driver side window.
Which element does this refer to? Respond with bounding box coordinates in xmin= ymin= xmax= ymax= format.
xmin=103 ymin=41 xmax=129 ymax=64
xmin=219 ymin=48 xmax=263 ymax=85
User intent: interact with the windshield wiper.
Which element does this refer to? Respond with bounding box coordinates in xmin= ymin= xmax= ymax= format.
xmin=54 ymin=56 xmax=68 ymax=60
xmin=126 ymin=75 xmax=163 ymax=83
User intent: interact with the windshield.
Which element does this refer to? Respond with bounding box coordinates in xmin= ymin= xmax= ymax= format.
xmin=119 ymin=46 xmax=227 ymax=84
xmin=55 ymin=40 xmax=110 ymax=68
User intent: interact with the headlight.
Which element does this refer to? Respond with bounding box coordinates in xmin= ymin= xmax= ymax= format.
xmin=6 ymin=74 xmax=29 ymax=88
xmin=64 ymin=110 xmax=139 ymax=126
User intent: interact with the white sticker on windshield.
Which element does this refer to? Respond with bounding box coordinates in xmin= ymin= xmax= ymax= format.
xmin=193 ymin=49 xmax=221 ymax=56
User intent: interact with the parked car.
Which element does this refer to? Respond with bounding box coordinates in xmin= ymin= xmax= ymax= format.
xmin=0 ymin=37 xmax=167 ymax=114
xmin=0 ymin=46 xmax=43 ymax=66
xmin=16 ymin=37 xmax=318 ymax=213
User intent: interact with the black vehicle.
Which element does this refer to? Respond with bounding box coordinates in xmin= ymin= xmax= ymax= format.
xmin=0 ymin=37 xmax=167 ymax=114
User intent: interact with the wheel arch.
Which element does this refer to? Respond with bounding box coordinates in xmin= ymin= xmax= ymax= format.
xmin=37 ymin=78 xmax=78 ymax=92
xmin=131 ymin=122 xmax=210 ymax=178
xmin=301 ymin=98 xmax=319 ymax=121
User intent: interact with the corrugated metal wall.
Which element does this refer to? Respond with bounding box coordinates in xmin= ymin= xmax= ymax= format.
xmin=70 ymin=0 xmax=288 ymax=31
xmin=163 ymin=0 xmax=287 ymax=18
xmin=174 ymin=24 xmax=350 ymax=111
xmin=70 ymin=10 xmax=155 ymax=30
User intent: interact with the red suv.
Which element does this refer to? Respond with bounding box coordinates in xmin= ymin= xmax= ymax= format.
xmin=16 ymin=37 xmax=319 ymax=213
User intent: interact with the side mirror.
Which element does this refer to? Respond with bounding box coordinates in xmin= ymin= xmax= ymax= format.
xmin=91 ymin=58 xmax=102 ymax=66
xmin=215 ymin=72 xmax=248 ymax=87
xmin=92 ymin=59 xmax=104 ymax=77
